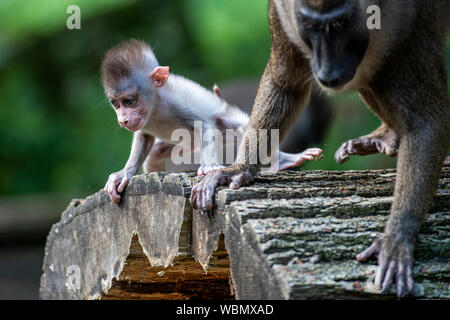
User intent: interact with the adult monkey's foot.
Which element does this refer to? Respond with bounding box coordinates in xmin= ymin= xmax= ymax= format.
xmin=357 ymin=237 xmax=415 ymax=298
xmin=277 ymin=148 xmax=323 ymax=171
xmin=197 ymin=163 xmax=226 ymax=176
xmin=190 ymin=165 xmax=254 ymax=211
xmin=335 ymin=125 xmax=399 ymax=164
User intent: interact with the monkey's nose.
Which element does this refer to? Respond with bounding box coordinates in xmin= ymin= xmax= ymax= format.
xmin=119 ymin=120 xmax=128 ymax=127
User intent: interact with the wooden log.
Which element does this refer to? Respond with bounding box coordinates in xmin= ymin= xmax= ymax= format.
xmin=40 ymin=168 xmax=450 ymax=299
xmin=102 ymin=235 xmax=232 ymax=300
xmin=225 ymin=197 xmax=449 ymax=299
xmin=40 ymin=172 xmax=192 ymax=299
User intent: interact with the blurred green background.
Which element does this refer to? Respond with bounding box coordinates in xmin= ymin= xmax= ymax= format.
xmin=0 ymin=0 xmax=448 ymax=198
xmin=0 ymin=0 xmax=448 ymax=300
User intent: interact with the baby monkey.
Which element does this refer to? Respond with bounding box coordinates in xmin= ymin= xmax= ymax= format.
xmin=101 ymin=39 xmax=322 ymax=204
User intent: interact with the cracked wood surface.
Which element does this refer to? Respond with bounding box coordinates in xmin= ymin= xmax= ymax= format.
xmin=39 ymin=172 xmax=192 ymax=300
xmin=40 ymin=168 xmax=449 ymax=299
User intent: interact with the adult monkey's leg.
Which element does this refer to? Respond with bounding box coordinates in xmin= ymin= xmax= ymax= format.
xmin=356 ymin=51 xmax=450 ymax=297
xmin=190 ymin=4 xmax=313 ymax=211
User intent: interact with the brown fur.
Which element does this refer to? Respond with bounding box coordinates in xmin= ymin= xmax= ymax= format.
xmin=270 ymin=0 xmax=450 ymax=295
xmin=101 ymin=39 xmax=156 ymax=91
xmin=190 ymin=0 xmax=450 ymax=297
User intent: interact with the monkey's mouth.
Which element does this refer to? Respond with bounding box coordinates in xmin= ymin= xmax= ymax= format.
xmin=317 ymin=71 xmax=355 ymax=89
xmin=125 ymin=119 xmax=144 ymax=132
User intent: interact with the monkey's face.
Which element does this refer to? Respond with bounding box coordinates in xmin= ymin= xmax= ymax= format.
xmin=108 ymin=88 xmax=149 ymax=132
xmin=296 ymin=0 xmax=369 ymax=90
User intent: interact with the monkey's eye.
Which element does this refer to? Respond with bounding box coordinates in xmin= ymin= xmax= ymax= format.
xmin=110 ymin=99 xmax=119 ymax=108
xmin=122 ymin=98 xmax=135 ymax=106
xmin=304 ymin=20 xmax=319 ymax=32
xmin=331 ymin=19 xmax=347 ymax=31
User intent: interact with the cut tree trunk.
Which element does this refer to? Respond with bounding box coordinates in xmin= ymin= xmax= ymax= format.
xmin=40 ymin=168 xmax=450 ymax=300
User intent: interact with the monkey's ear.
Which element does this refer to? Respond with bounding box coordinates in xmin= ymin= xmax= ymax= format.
xmin=213 ymin=84 xmax=222 ymax=98
xmin=150 ymin=66 xmax=170 ymax=87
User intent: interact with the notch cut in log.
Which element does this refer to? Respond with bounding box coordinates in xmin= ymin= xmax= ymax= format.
xmin=103 ymin=235 xmax=232 ymax=300
xmin=40 ymin=168 xmax=450 ymax=300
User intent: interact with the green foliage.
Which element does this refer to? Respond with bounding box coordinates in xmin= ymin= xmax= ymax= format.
xmin=0 ymin=0 xmax=448 ymax=197
xmin=183 ymin=0 xmax=271 ymax=80
xmin=0 ymin=0 xmax=136 ymax=43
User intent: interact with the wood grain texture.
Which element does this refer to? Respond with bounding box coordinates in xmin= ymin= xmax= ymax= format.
xmin=40 ymin=172 xmax=191 ymax=300
xmin=40 ymin=168 xmax=449 ymax=300
xmin=103 ymin=235 xmax=232 ymax=300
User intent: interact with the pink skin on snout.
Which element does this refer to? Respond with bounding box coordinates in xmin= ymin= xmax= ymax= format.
xmin=110 ymin=67 xmax=170 ymax=133
xmin=108 ymin=86 xmax=150 ymax=132
xmin=116 ymin=106 xmax=146 ymax=132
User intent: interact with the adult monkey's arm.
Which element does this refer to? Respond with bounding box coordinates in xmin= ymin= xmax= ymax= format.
xmin=190 ymin=1 xmax=313 ymax=210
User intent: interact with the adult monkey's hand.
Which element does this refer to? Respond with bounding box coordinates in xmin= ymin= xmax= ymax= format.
xmin=190 ymin=165 xmax=255 ymax=211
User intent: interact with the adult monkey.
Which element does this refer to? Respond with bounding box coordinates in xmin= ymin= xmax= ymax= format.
xmin=190 ymin=0 xmax=450 ymax=297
